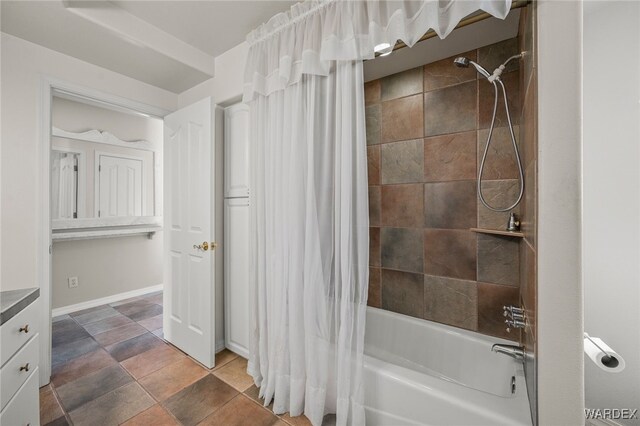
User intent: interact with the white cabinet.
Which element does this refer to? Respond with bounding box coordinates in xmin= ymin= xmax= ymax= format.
xmin=1 ymin=335 xmax=40 ymax=409
xmin=223 ymin=101 xmax=251 ymax=358
xmin=224 ymin=197 xmax=250 ymax=358
xmin=0 ymin=366 xmax=40 ymax=426
xmin=1 ymin=297 xmax=40 ymax=426
xmin=224 ymin=103 xmax=250 ymax=198
xmin=1 ymin=300 xmax=40 ymax=366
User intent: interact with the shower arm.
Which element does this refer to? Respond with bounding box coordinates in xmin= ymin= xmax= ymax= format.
xmin=487 ymin=54 xmax=525 ymax=82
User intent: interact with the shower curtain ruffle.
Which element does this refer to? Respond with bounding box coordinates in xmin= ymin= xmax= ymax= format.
xmin=243 ymin=0 xmax=512 ymax=101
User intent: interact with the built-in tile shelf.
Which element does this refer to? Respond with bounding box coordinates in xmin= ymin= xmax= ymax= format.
xmin=470 ymin=228 xmax=524 ymax=238
xmin=52 ymin=226 xmax=161 ymax=242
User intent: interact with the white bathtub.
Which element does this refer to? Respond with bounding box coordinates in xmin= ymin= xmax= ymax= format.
xmin=363 ymin=308 xmax=532 ymax=426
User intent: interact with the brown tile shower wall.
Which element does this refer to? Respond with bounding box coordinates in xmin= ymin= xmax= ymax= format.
xmin=366 ymin=37 xmax=524 ymax=340
xmin=518 ymin=4 xmax=539 ymax=425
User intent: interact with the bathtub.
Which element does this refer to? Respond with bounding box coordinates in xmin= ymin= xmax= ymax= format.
xmin=363 ymin=308 xmax=532 ymax=426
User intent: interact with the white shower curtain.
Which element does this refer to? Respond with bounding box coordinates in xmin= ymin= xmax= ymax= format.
xmin=244 ymin=1 xmax=513 ymax=425
xmin=247 ymin=60 xmax=369 ymax=425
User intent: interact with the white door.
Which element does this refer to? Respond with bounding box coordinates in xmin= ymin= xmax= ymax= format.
xmin=224 ymin=197 xmax=250 ymax=357
xmin=224 ymin=103 xmax=250 ymax=198
xmin=98 ymin=155 xmax=143 ymax=217
xmin=163 ymin=97 xmax=217 ymax=368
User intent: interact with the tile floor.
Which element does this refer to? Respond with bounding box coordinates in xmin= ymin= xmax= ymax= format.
xmin=41 ymin=292 xmax=317 ymax=426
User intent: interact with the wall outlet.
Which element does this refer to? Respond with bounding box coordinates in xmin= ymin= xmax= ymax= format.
xmin=68 ymin=276 xmax=79 ymax=288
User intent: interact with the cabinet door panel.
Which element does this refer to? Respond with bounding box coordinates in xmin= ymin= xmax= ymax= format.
xmin=224 ymin=104 xmax=250 ymax=198
xmin=224 ymin=198 xmax=250 ymax=357
xmin=0 ymin=367 xmax=39 ymax=426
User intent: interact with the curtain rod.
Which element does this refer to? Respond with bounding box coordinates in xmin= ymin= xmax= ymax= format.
xmin=389 ymin=0 xmax=531 ymax=53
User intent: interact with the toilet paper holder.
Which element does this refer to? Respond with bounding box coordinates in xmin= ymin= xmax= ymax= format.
xmin=584 ymin=333 xmax=620 ymax=369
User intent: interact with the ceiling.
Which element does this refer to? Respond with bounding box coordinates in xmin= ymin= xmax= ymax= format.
xmin=1 ymin=0 xmax=295 ymax=93
xmin=110 ymin=1 xmax=296 ymax=58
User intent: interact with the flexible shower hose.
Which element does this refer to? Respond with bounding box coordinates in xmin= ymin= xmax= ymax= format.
xmin=477 ymin=77 xmax=525 ymax=212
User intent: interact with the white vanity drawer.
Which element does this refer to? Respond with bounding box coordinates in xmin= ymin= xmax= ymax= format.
xmin=0 ymin=334 xmax=39 ymax=410
xmin=1 ymin=299 xmax=39 ymax=367
xmin=0 ymin=366 xmax=39 ymax=426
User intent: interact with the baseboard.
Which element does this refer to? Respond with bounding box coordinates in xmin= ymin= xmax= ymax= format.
xmin=225 ymin=341 xmax=249 ymax=359
xmin=52 ymin=284 xmax=163 ymax=316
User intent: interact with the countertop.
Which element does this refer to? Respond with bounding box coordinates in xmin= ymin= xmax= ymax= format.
xmin=0 ymin=288 xmax=39 ymax=326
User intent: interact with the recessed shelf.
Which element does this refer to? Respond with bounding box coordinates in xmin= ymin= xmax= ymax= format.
xmin=470 ymin=228 xmax=524 ymax=238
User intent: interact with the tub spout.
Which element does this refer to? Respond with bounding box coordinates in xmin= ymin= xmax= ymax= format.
xmin=491 ymin=344 xmax=525 ymax=361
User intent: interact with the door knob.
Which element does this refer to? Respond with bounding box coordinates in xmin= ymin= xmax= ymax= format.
xmin=193 ymin=241 xmax=209 ymax=251
xmin=211 ymin=242 xmax=218 ymax=250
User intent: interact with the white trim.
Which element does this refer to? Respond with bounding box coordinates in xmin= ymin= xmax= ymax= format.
xmin=225 ymin=342 xmax=249 ymax=359
xmin=50 ymin=83 xmax=171 ymax=119
xmin=52 ymin=284 xmax=163 ymax=317
xmin=537 ymin=1 xmax=584 ymax=424
xmin=52 ymin=226 xmax=161 ymax=242
xmin=52 ymin=126 xmax=159 ymax=152
xmin=215 ymin=340 xmax=226 ymax=354
xmin=39 ymin=75 xmax=173 ymax=386
xmin=38 ymin=77 xmax=53 ymax=386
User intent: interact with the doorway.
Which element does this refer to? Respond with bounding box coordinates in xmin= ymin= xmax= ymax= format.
xmin=39 ymin=78 xmax=220 ymax=385
xmin=49 ymin=91 xmax=166 ymax=387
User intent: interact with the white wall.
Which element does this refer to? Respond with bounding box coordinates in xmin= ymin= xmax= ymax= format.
xmin=0 ymin=32 xmax=177 ymax=292
xmin=51 ymin=97 xmax=164 ymax=309
xmin=52 ymin=236 xmax=163 ymax=308
xmin=583 ymin=2 xmax=640 ymax=423
xmin=537 ymin=1 xmax=585 ymax=424
xmin=178 ymin=42 xmax=248 ymax=108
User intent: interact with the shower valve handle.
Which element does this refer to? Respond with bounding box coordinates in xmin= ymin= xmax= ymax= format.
xmin=503 ymin=305 xmax=524 ymax=316
xmin=505 ymin=319 xmax=526 ymax=333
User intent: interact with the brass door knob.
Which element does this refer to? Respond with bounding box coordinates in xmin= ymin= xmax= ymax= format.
xmin=211 ymin=242 xmax=218 ymax=250
xmin=193 ymin=241 xmax=209 ymax=251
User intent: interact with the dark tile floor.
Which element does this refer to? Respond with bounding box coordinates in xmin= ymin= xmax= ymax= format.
xmin=42 ymin=292 xmax=315 ymax=426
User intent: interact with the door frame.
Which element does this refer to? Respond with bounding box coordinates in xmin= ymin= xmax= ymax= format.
xmin=536 ymin=1 xmax=584 ymax=423
xmin=37 ymin=76 xmax=170 ymax=385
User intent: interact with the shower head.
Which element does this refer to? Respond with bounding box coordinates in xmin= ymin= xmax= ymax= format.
xmin=453 ymin=57 xmax=470 ymax=68
xmin=452 ymin=57 xmax=491 ymax=79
